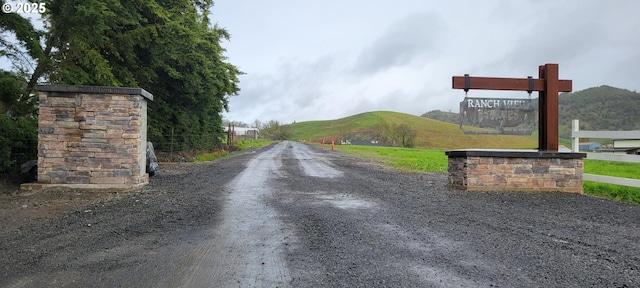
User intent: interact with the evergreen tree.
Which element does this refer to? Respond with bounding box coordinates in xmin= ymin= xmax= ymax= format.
xmin=42 ymin=0 xmax=242 ymax=150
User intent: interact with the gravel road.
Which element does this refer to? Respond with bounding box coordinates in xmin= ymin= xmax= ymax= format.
xmin=1 ymin=141 xmax=639 ymax=287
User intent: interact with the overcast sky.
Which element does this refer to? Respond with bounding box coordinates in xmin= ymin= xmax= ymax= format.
xmin=212 ymin=0 xmax=640 ymax=124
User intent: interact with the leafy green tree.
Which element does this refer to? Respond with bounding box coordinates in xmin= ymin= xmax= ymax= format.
xmin=0 ymin=113 xmax=37 ymax=177
xmin=0 ymin=71 xmax=26 ymax=114
xmin=0 ymin=71 xmax=37 ymax=177
xmin=0 ymin=1 xmax=48 ymax=116
xmin=0 ymin=3 xmax=42 ymax=177
xmin=42 ymin=0 xmax=242 ymax=151
xmin=387 ymin=123 xmax=416 ymax=148
xmin=261 ymin=120 xmax=292 ymax=140
xmin=372 ymin=123 xmax=388 ymax=143
xmin=558 ymin=85 xmax=640 ymax=132
xmin=421 ymin=110 xmax=460 ymax=124
xmin=0 ymin=0 xmax=242 ymax=177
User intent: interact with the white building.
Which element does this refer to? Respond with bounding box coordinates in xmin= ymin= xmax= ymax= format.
xmin=613 ymin=138 xmax=640 ymax=155
xmin=223 ymin=127 xmax=260 ymax=139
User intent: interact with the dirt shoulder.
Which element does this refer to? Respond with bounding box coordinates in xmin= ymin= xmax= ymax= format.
xmin=0 ymin=185 xmax=124 ymax=233
xmin=0 ymin=147 xmax=260 ymax=287
xmin=0 ymin=148 xmax=255 ymax=233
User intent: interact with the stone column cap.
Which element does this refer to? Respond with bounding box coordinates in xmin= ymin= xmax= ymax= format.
xmin=36 ymin=84 xmax=153 ymax=101
xmin=445 ymin=149 xmax=586 ymax=159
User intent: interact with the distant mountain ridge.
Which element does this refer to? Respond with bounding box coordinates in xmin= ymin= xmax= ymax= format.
xmin=559 ymin=85 xmax=640 ymax=130
xmin=422 ymin=85 xmax=640 ymax=137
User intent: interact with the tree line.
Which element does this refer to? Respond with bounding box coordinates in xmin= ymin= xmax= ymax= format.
xmin=558 ymin=85 xmax=640 ymax=131
xmin=358 ymin=123 xmax=416 ymax=148
xmin=0 ymin=0 xmax=242 ymax=176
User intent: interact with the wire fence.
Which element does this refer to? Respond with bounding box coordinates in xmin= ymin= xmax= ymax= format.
xmin=150 ymin=133 xmax=226 ymax=162
xmin=150 ymin=132 xmax=261 ymax=161
xmin=0 ymin=132 xmax=229 ymax=183
xmin=0 ymin=137 xmax=37 ymax=184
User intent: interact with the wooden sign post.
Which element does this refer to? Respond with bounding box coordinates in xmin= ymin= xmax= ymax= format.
xmin=452 ymin=63 xmax=572 ymax=151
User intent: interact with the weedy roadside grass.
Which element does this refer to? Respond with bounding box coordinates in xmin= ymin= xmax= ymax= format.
xmin=233 ymin=139 xmax=276 ymax=150
xmin=196 ymin=150 xmax=229 ymax=161
xmin=196 ymin=139 xmax=275 ymax=161
xmin=330 ymin=144 xmax=640 ymax=203
xmin=583 ymin=182 xmax=640 ymax=203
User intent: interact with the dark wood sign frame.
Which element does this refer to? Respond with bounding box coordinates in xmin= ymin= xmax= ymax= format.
xmin=452 ymin=63 xmax=572 ymax=151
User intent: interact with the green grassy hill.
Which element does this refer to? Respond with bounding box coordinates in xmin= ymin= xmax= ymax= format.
xmin=559 ymin=85 xmax=640 ymax=131
xmin=289 ymin=111 xmax=538 ymax=150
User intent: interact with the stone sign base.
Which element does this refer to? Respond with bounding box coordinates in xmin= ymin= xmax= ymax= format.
xmin=445 ymin=149 xmax=586 ymax=193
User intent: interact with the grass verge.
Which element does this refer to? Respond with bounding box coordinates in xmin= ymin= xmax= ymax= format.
xmin=584 ymin=159 xmax=640 ymax=180
xmin=233 ymin=139 xmax=276 ymax=150
xmin=196 ymin=139 xmax=275 ymax=162
xmin=330 ymin=145 xmax=447 ymax=173
xmin=196 ymin=150 xmax=229 ymax=161
xmin=583 ymin=181 xmax=640 ymax=203
xmin=583 ymin=159 xmax=640 ymax=203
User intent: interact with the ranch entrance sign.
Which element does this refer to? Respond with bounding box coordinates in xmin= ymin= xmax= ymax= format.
xmin=459 ymin=97 xmax=537 ymax=135
xmin=445 ymin=63 xmax=587 ymax=193
xmin=452 ymin=63 xmax=572 ymax=151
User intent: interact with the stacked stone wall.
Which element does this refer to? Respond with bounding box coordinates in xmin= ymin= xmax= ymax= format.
xmin=446 ymin=150 xmax=585 ymax=193
xmin=33 ymin=85 xmax=152 ymax=190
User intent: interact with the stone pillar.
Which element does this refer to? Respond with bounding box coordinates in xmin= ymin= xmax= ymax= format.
xmin=445 ymin=149 xmax=586 ymax=193
xmin=22 ymin=85 xmax=154 ymax=192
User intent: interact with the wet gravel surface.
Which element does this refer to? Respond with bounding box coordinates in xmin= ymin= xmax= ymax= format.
xmin=1 ymin=141 xmax=639 ymax=287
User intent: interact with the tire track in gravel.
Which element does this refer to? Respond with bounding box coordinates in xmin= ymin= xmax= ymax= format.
xmin=168 ymin=141 xmax=344 ymax=287
xmin=169 ymin=142 xmax=293 ymax=287
xmin=268 ymin=141 xmax=490 ymax=287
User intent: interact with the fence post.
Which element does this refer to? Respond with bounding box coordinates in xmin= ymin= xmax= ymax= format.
xmin=170 ymin=127 xmax=175 ymax=159
xmin=572 ymin=119 xmax=579 ymax=152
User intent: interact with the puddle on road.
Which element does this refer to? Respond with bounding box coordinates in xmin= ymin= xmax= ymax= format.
xmin=315 ymin=194 xmax=376 ymax=210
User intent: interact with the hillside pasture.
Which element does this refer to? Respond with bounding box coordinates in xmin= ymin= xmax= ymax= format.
xmin=290 ymin=111 xmax=538 ymax=150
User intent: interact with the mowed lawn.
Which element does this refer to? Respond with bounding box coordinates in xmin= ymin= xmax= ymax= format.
xmin=583 ymin=159 xmax=640 ymax=203
xmin=334 ymin=145 xmax=448 ymax=173
xmin=327 ymin=144 xmax=640 ymax=203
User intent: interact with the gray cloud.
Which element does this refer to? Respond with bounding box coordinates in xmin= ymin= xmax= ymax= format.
xmin=220 ymin=0 xmax=640 ymax=124
xmin=343 ymin=86 xmax=454 ymax=118
xmin=225 ymin=54 xmax=345 ymax=122
xmin=482 ymin=1 xmax=640 ymax=90
xmin=353 ymin=12 xmax=443 ymax=75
